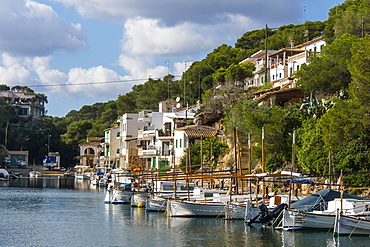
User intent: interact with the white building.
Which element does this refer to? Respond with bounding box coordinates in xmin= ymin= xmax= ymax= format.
xmin=249 ymin=36 xmax=326 ymax=106
xmin=117 ymin=113 xmax=145 ymax=170
xmin=101 ymin=125 xmax=120 ymax=168
xmin=136 ymin=103 xmax=198 ymax=171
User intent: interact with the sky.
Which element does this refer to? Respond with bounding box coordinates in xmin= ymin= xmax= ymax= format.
xmin=0 ymin=0 xmax=344 ymax=117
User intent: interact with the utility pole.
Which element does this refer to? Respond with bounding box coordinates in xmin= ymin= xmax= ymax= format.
xmin=4 ymin=121 xmax=8 ymax=149
xmin=47 ymin=134 xmax=51 ymax=154
xmin=264 ymin=24 xmax=268 ymax=84
xmin=165 ymin=60 xmax=170 ymax=99
xmin=181 ymin=61 xmax=191 ymax=105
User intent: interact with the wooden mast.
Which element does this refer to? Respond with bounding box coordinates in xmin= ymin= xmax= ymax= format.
xmin=261 ymin=127 xmax=265 ymax=203
xmin=288 ymin=129 xmax=296 ymax=208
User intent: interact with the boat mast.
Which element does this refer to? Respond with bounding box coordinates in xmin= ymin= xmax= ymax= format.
xmin=248 ymin=133 xmax=252 ymax=202
xmin=234 ymin=126 xmax=239 ymax=194
xmin=261 ymin=127 xmax=265 ymax=203
xmin=288 ymin=129 xmax=296 ymax=208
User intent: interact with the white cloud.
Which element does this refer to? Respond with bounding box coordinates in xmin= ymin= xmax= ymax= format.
xmin=66 ymin=66 xmax=128 ymax=97
xmin=0 ymin=53 xmax=131 ymax=98
xmin=55 ymin=0 xmax=302 ymax=27
xmin=118 ymin=14 xmax=253 ymax=79
xmin=0 ymin=0 xmax=86 ymax=56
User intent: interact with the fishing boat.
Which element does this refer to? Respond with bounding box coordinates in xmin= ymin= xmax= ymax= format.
xmin=104 ymin=170 xmax=133 ymax=204
xmin=74 ymin=165 xmax=92 ymax=180
xmin=165 ymin=188 xmax=249 ymax=219
xmin=98 ymin=177 xmax=109 ymax=187
xmin=0 ymin=168 xmax=10 ymax=180
xmin=334 ymin=211 xmax=370 ymax=235
xmin=278 ymin=189 xmax=370 ymax=230
xmin=145 ymin=181 xmax=194 ymax=212
xmin=146 ymin=196 xmax=168 ymax=212
xmin=131 ymin=192 xmax=149 ymax=207
xmin=29 ymin=170 xmax=42 ymax=178
xmin=165 ymin=196 xmax=248 ymax=219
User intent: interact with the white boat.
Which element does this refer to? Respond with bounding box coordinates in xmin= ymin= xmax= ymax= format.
xmin=165 ymin=190 xmax=250 ymax=218
xmin=279 ymin=194 xmax=370 ymax=230
xmin=146 ymin=197 xmax=168 ymax=212
xmin=334 ymin=211 xmax=370 ymax=235
xmin=151 ymin=180 xmax=195 ymax=199
xmin=29 ymin=170 xmax=42 ymax=178
xmin=0 ymin=168 xmax=10 ymax=180
xmin=98 ymin=177 xmax=109 ymax=187
xmin=74 ymin=165 xmax=93 ymax=180
xmin=104 ymin=170 xmax=133 ymax=204
xmin=165 ymin=198 xmax=247 ymax=218
xmin=131 ymin=193 xmax=149 ymax=207
xmin=104 ymin=184 xmax=134 ymax=204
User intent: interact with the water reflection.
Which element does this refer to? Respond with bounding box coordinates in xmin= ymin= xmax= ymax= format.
xmin=0 ymin=177 xmax=107 ymax=191
xmin=2 ymin=179 xmax=370 ymax=247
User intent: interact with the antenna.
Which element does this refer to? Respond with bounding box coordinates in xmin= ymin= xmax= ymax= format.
xmin=165 ymin=60 xmax=170 ymax=99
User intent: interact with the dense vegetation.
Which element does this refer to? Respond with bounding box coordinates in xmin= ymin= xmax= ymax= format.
xmin=1 ymin=0 xmax=370 ymax=188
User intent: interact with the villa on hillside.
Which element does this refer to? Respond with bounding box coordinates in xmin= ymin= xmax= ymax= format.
xmin=241 ymin=36 xmax=326 ymax=107
xmin=0 ymin=90 xmax=46 ymax=119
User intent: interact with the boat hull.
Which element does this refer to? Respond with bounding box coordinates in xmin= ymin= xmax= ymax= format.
xmin=146 ymin=197 xmax=167 ymax=212
xmin=334 ymin=214 xmax=370 ymax=235
xmin=166 ymin=199 xmax=245 ymax=219
xmin=131 ymin=193 xmax=149 ymax=207
xmin=104 ymin=188 xmax=132 ymax=204
xmin=280 ymin=209 xmax=336 ymax=230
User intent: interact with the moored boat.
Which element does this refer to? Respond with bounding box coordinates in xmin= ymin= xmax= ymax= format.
xmin=146 ymin=196 xmax=168 ymax=212
xmin=334 ymin=211 xmax=370 ymax=235
xmin=277 ymin=189 xmax=370 ymax=231
xmin=29 ymin=170 xmax=42 ymax=178
xmin=0 ymin=168 xmax=10 ymax=180
xmin=131 ymin=193 xmax=149 ymax=207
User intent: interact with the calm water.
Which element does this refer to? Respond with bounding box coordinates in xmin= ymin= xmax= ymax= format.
xmin=0 ymin=178 xmax=369 ymax=247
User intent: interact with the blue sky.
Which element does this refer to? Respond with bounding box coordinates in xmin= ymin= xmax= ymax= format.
xmin=0 ymin=0 xmax=344 ymax=117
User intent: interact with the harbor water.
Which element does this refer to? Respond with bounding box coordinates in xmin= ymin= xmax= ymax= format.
xmin=0 ymin=177 xmax=368 ymax=247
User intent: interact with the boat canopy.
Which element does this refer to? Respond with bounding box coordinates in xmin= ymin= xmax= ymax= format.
xmin=286 ymin=178 xmax=315 ymax=186
xmin=290 ymin=189 xmax=369 ymax=212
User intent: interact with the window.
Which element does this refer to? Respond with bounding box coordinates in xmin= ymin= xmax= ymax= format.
xmin=180 ymin=139 xmax=182 ymax=148
xmin=116 ymin=149 xmax=120 ymax=154
xmin=18 ymin=108 xmax=29 ymax=116
xmin=175 ymin=139 xmax=178 ymax=148
xmin=117 ymin=132 xmax=121 ymax=137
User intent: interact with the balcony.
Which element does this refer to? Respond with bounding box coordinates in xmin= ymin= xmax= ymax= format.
xmin=138 ymin=145 xmax=158 ymax=157
xmin=157 ymin=129 xmax=173 ymax=140
xmin=138 ymin=127 xmax=156 ymax=140
xmin=138 ymin=110 xmax=152 ymax=123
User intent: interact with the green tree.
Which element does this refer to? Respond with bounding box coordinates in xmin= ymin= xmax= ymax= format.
xmin=296 ymin=34 xmax=358 ymax=95
xmin=225 ymin=100 xmax=297 ymax=172
xmin=225 ymin=62 xmax=255 ymax=83
xmin=61 ymin=120 xmax=93 ymax=149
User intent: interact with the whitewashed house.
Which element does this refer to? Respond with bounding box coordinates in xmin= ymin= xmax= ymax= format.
xmin=241 ymin=49 xmax=277 ymax=89
xmin=251 ymin=36 xmax=326 ymax=106
xmin=136 ymin=100 xmax=198 ymax=171
xmin=101 ymin=125 xmax=120 ymax=168
xmin=117 ymin=113 xmax=145 ymax=170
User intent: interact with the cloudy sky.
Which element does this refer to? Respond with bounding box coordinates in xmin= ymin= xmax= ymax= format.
xmin=0 ymin=0 xmax=343 ymax=117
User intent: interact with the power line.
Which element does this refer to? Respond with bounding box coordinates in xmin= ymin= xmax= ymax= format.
xmin=22 ymin=75 xmax=182 ymax=89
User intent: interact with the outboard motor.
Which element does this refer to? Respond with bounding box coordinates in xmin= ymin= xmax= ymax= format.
xmin=271 ymin=203 xmax=288 ymax=226
xmin=258 ymin=204 xmax=273 ymax=224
